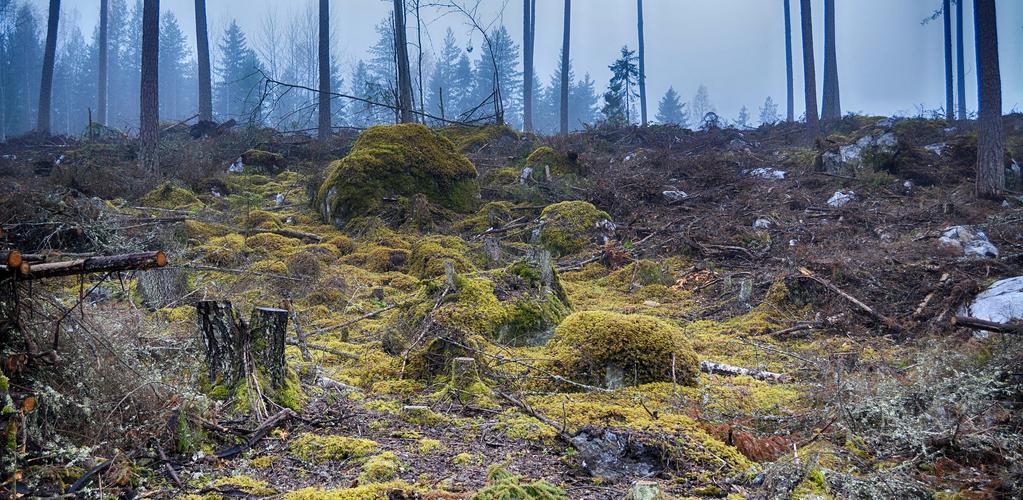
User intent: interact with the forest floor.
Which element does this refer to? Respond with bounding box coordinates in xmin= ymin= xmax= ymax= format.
xmin=1 ymin=115 xmax=1022 ymax=499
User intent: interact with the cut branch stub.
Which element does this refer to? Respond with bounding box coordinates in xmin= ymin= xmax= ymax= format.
xmin=248 ymin=307 xmax=289 ymax=390
xmin=196 ymin=300 xmax=245 ymax=388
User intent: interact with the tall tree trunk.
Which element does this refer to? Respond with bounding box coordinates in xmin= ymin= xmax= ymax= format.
xmin=522 ymin=0 xmax=534 ymax=132
xmin=37 ymin=0 xmax=60 ymax=135
xmin=973 ymin=0 xmax=1003 ymax=199
xmin=393 ymin=0 xmax=413 ymax=123
xmin=98 ymin=0 xmax=109 ymax=125
xmin=943 ymin=0 xmax=954 ymax=121
xmin=195 ymin=0 xmax=212 ymax=122
xmin=637 ymin=0 xmax=647 ymax=126
xmin=140 ymin=0 xmax=160 ymax=173
xmin=799 ymin=0 xmax=819 ymax=140
xmin=317 ymin=0 xmax=331 ymax=140
xmin=820 ymin=0 xmax=840 ymax=121
xmin=956 ymin=0 xmax=967 ymax=119
xmin=784 ymin=0 xmax=794 ymax=122
xmin=559 ymin=0 xmax=571 ymax=135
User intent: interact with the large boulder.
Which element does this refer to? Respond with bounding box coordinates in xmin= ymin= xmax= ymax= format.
xmin=960 ymin=277 xmax=1023 ymax=326
xmin=819 ymin=132 xmax=898 ymax=175
xmin=316 ymin=124 xmax=479 ymax=227
xmin=939 ymin=226 xmax=999 ymax=259
xmin=538 ymin=201 xmax=615 ymax=257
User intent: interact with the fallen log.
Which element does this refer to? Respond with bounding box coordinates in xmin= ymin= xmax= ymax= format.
xmin=952 ymin=315 xmax=1023 ymax=335
xmin=699 ymin=360 xmax=787 ymax=382
xmin=0 ymin=250 xmax=21 ymax=267
xmin=798 ymin=267 xmax=903 ymax=332
xmin=1 ymin=262 xmax=30 ymax=277
xmin=22 ymin=251 xmax=167 ymax=281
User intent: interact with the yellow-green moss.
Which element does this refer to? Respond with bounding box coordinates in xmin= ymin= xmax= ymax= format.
xmin=183 ymin=219 xmax=230 ymax=239
xmin=289 ymin=433 xmax=378 ymax=463
xmin=438 ymin=124 xmax=520 ymax=152
xmin=791 ymin=468 xmax=830 ymax=499
xmin=452 ymin=201 xmax=518 ymax=234
xmin=548 ymin=311 xmax=699 ymax=388
xmin=285 ymin=482 xmax=420 ymax=500
xmin=286 ymin=251 xmax=324 ymax=278
xmin=201 ymin=233 xmax=246 ymax=267
xmin=539 ymin=201 xmax=612 ymax=257
xmin=359 ymin=452 xmax=402 ymax=483
xmin=452 ymin=452 xmax=481 ymax=467
xmin=317 ymin=124 xmax=480 ymax=225
xmin=409 ymin=236 xmax=476 ymax=278
xmin=244 ymin=232 xmax=302 ymax=256
xmin=241 ymin=149 xmax=286 ymax=173
xmin=139 ymin=182 xmax=202 ymax=210
xmin=431 ymin=275 xmax=507 ymax=336
xmin=250 ymin=455 xmax=275 ymax=469
xmin=242 ymin=210 xmax=283 ymax=230
xmin=210 ymin=476 xmax=277 ymax=496
xmin=526 ymin=146 xmax=579 ymax=176
xmin=326 ymin=234 xmax=356 ymax=255
xmin=342 ymin=245 xmax=410 ymax=273
xmin=417 ymin=438 xmax=444 ymax=454
xmin=473 ymin=465 xmax=568 ymax=499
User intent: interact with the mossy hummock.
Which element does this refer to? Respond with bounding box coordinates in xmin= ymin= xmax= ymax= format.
xmin=526 ymin=146 xmax=580 ymax=176
xmin=317 ymin=124 xmax=480 ymax=226
xmin=539 ymin=201 xmax=614 ymax=257
xmin=548 ymin=310 xmax=699 ymax=389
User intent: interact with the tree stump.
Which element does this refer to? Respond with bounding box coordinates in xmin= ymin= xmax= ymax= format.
xmin=451 ymin=357 xmax=478 ymax=391
xmin=196 ymin=300 xmax=244 ymax=387
xmin=138 ymin=267 xmax=188 ymax=308
xmin=248 ymin=307 xmax=289 ymax=390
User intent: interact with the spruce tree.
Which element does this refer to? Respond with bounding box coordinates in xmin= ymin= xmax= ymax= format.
xmin=473 ymin=25 xmax=520 ymax=126
xmin=655 ymin=87 xmax=687 ymax=126
xmin=759 ymin=96 xmax=780 ymax=125
xmin=215 ymin=21 xmax=263 ymax=122
xmin=605 ymin=46 xmax=639 ymax=124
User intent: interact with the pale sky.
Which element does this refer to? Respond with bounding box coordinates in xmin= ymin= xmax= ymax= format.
xmin=46 ymin=0 xmax=1023 ymax=122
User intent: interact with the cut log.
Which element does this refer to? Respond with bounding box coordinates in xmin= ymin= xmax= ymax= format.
xmin=699 ymin=360 xmax=787 ymax=382
xmin=952 ymin=315 xmax=1023 ymax=335
xmin=248 ymin=307 xmax=289 ymax=390
xmin=22 ymin=251 xmax=167 ymax=280
xmin=1 ymin=262 xmax=30 ymax=277
xmin=196 ymin=300 xmax=245 ymax=388
xmin=0 ymin=250 xmax=21 ymax=267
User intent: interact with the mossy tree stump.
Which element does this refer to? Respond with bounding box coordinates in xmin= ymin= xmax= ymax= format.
xmin=248 ymin=307 xmax=288 ymax=389
xmin=197 ymin=300 xmax=245 ymax=388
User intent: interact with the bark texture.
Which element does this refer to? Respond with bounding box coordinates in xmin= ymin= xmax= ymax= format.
xmin=317 ymin=0 xmax=331 ymax=141
xmin=37 ymin=0 xmax=60 ymax=135
xmin=799 ymin=0 xmax=819 ymax=140
xmin=98 ymin=0 xmax=109 ymax=125
xmin=560 ymin=0 xmax=571 ymax=135
xmin=973 ymin=0 xmax=1003 ymax=199
xmin=140 ymin=0 xmax=160 ymax=173
xmin=195 ymin=0 xmax=212 ymax=122
xmin=784 ymin=0 xmax=794 ymax=122
xmin=637 ymin=0 xmax=647 ymax=126
xmin=394 ymin=0 xmax=414 ymax=123
xmin=820 ymin=0 xmax=840 ymax=121
xmin=943 ymin=0 xmax=954 ymax=121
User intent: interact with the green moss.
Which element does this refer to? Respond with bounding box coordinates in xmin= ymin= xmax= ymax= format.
xmin=244 ymin=232 xmax=303 ymax=256
xmin=317 ymin=124 xmax=480 ymax=226
xmin=242 ymin=210 xmax=283 ymax=230
xmin=539 ymin=201 xmax=613 ymax=257
xmin=250 ymin=455 xmax=275 ymax=469
xmin=285 ymin=482 xmax=420 ymax=500
xmin=526 ymin=146 xmax=579 ymax=176
xmin=438 ymin=124 xmax=520 ymax=152
xmin=409 ymin=236 xmax=477 ymax=279
xmin=473 ymin=465 xmax=568 ymax=499
xmin=452 ymin=201 xmax=518 ymax=234
xmin=183 ymin=219 xmax=230 ymax=239
xmin=452 ymin=452 xmax=481 ymax=467
xmin=289 ymin=433 xmax=379 ymax=463
xmin=791 ymin=468 xmax=830 ymax=499
xmin=326 ymin=234 xmax=356 ymax=255
xmin=240 ymin=149 xmax=286 ymax=174
xmin=210 ymin=476 xmax=277 ymax=496
xmin=342 ymin=245 xmax=411 ymax=273
xmin=139 ymin=182 xmax=202 ymax=210
xmin=200 ymin=233 xmax=246 ymax=267
xmin=417 ymin=438 xmax=444 ymax=454
xmin=548 ymin=311 xmax=699 ymax=388
xmin=432 ymin=275 xmax=507 ymax=336
xmin=497 ymin=296 xmax=570 ymax=347
xmin=359 ymin=452 xmax=402 ymax=483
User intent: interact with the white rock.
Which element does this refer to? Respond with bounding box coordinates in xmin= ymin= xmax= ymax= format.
xmin=753 ymin=218 xmax=772 ymax=229
xmin=275 ymin=193 xmax=286 ymax=206
xmin=827 ymin=191 xmax=856 ymax=207
xmin=662 ymin=190 xmax=689 ymax=202
xmin=876 ymin=117 xmax=896 ymax=128
xmin=940 ymin=226 xmax=999 ymax=259
xmin=960 ymin=276 xmax=1023 ymax=326
xmin=519 ymin=166 xmax=533 ymax=184
xmin=923 ymin=143 xmax=946 ymax=155
xmin=745 ymin=167 xmax=786 ymax=180
xmin=789 ymin=239 xmax=798 ymax=246
xmin=228 ymin=157 xmax=244 ymax=173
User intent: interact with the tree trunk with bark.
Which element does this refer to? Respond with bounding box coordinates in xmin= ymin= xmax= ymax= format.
xmin=197 ymin=300 xmax=245 ymax=388
xmin=317 ymin=0 xmax=331 ymax=141
xmin=784 ymin=0 xmax=794 ymax=122
xmin=37 ymin=0 xmax=60 ymax=135
xmin=394 ymin=0 xmax=414 ymax=123
xmin=22 ymin=251 xmax=167 ymax=280
xmin=973 ymin=0 xmax=1003 ymax=199
xmin=956 ymin=0 xmax=967 ymax=120
xmin=522 ymin=0 xmax=534 ymax=132
xmin=821 ymin=0 xmax=840 ymax=121
xmin=248 ymin=308 xmax=289 ymax=389
xmin=560 ymin=0 xmax=571 ymax=135
xmin=943 ymin=0 xmax=954 ymax=121
xmin=195 ymin=0 xmax=212 ymax=122
xmin=198 ymin=303 xmax=291 ymax=399
xmin=799 ymin=0 xmax=819 ymax=140
xmin=140 ymin=0 xmax=160 ymax=173
xmin=637 ymin=0 xmax=647 ymax=126
xmin=98 ymin=0 xmax=109 ymax=125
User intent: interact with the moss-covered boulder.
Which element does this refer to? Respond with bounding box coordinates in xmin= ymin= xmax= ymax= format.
xmin=526 ymin=146 xmax=581 ymax=176
xmin=240 ymin=149 xmax=287 ymax=174
xmin=548 ymin=311 xmax=699 ymax=389
xmin=139 ymin=182 xmax=202 ymax=210
xmin=538 ymin=201 xmax=615 ymax=257
xmin=408 ymin=235 xmax=477 ymax=279
xmin=317 ymin=124 xmax=479 ymax=226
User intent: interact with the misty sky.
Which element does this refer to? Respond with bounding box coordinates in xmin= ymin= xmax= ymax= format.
xmin=45 ymin=0 xmax=1023 ymax=124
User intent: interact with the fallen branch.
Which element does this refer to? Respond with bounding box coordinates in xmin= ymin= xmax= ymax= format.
xmin=699 ymin=360 xmax=787 ymax=382
xmin=214 ymin=408 xmax=295 ymax=459
xmin=798 ymin=267 xmax=903 ymax=332
xmin=305 ymin=302 xmax=407 ymax=338
xmin=952 ymin=316 xmax=1023 ymax=335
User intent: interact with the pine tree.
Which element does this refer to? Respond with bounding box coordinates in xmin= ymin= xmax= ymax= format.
xmin=604 ymin=46 xmax=639 ymax=124
xmin=139 ymin=0 xmax=158 ymax=173
xmin=195 ymin=0 xmax=212 ymax=121
xmin=368 ymin=16 xmax=397 ymax=119
xmin=215 ymin=21 xmax=263 ymax=122
xmin=427 ymin=29 xmax=468 ymax=122
xmin=37 ymin=0 xmax=60 ymax=135
xmin=601 ymin=78 xmax=626 ymax=126
xmin=973 ymin=0 xmax=1003 ymax=198
xmin=655 ymin=87 xmax=687 ymax=126
xmin=736 ymin=105 xmax=751 ymax=129
xmin=349 ymin=59 xmax=385 ymax=127
xmin=799 ymin=0 xmax=819 ymax=139
xmin=759 ymin=96 xmax=780 ymax=125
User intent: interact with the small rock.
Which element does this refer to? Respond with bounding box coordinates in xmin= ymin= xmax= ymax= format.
xmin=960 ymin=276 xmax=1023 ymax=327
xmin=228 ymin=157 xmax=244 ymax=173
xmin=519 ymin=166 xmax=533 ymax=184
xmin=876 ymin=117 xmax=896 ymax=128
xmin=744 ymin=167 xmax=786 ymax=180
xmin=275 ymin=193 xmax=286 ymax=206
xmin=827 ymin=190 xmax=856 ymax=207
xmin=626 ymin=481 xmax=662 ymax=500
xmin=727 ymin=138 xmax=749 ymax=150
xmin=939 ymin=226 xmax=999 ymax=259
xmin=662 ymin=190 xmax=689 ymax=202
xmin=642 ymin=300 xmax=660 ymax=307
xmin=923 ymin=142 xmax=946 ymax=155
xmin=789 ymin=239 xmax=798 ymax=246
xmin=753 ymin=217 xmax=772 ymax=229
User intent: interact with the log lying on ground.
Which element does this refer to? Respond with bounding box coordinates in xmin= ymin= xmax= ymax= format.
xmin=1 ymin=262 xmax=30 ymax=277
xmin=22 ymin=251 xmax=167 ymax=280
xmin=952 ymin=315 xmax=1023 ymax=335
xmin=699 ymin=360 xmax=787 ymax=382
xmin=0 ymin=250 xmax=21 ymax=267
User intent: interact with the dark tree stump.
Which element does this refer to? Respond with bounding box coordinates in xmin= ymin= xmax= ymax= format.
xmin=139 ymin=267 xmax=188 ymax=308
xmin=196 ymin=301 xmax=244 ymax=387
xmin=248 ymin=307 xmax=289 ymax=390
